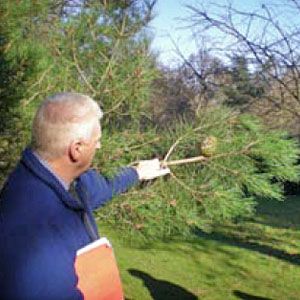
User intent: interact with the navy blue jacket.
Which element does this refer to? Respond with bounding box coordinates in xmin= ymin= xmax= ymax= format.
xmin=0 ymin=148 xmax=139 ymax=300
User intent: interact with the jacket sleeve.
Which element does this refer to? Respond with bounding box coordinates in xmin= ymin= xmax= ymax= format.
xmin=78 ymin=167 xmax=139 ymax=210
xmin=0 ymin=224 xmax=83 ymax=300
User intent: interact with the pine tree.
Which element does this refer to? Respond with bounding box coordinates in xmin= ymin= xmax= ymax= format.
xmin=97 ymin=106 xmax=300 ymax=239
xmin=223 ymin=55 xmax=265 ymax=110
xmin=0 ymin=1 xmax=299 ymax=241
xmin=0 ymin=0 xmax=157 ymax=176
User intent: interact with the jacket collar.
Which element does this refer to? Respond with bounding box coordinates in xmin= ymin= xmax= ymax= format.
xmin=21 ymin=148 xmax=84 ymax=211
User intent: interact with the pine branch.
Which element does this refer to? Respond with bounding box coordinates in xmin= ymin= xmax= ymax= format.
xmin=163 ymin=141 xmax=259 ymax=167
xmin=163 ymin=110 xmax=239 ymax=163
xmin=170 ymin=171 xmax=203 ymax=202
xmin=71 ymin=38 xmax=97 ymax=95
xmin=163 ymin=155 xmax=207 ymax=167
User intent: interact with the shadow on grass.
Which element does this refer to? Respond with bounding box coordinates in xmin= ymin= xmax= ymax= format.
xmin=254 ymin=196 xmax=300 ymax=230
xmin=233 ymin=290 xmax=272 ymax=300
xmin=128 ymin=269 xmax=198 ymax=300
xmin=196 ymin=229 xmax=300 ymax=266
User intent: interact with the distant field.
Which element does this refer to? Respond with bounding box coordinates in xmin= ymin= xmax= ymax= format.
xmin=98 ymin=195 xmax=300 ymax=300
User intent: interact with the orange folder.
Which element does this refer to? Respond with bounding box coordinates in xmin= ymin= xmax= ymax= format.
xmin=75 ymin=237 xmax=124 ymax=300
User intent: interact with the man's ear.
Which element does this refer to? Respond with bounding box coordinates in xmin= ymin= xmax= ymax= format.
xmin=68 ymin=140 xmax=84 ymax=162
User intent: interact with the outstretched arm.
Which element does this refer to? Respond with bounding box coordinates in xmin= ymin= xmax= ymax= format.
xmin=78 ymin=159 xmax=170 ymax=210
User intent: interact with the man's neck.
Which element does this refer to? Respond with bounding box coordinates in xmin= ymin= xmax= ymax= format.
xmin=47 ymin=159 xmax=74 ymax=189
xmin=34 ymin=152 xmax=73 ymax=189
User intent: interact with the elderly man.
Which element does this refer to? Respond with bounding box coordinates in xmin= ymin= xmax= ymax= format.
xmin=0 ymin=92 xmax=169 ymax=300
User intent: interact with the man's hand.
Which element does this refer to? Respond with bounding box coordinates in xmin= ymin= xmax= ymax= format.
xmin=134 ymin=158 xmax=170 ymax=180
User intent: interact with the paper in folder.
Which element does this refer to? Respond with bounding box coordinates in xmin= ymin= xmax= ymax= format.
xmin=75 ymin=237 xmax=124 ymax=300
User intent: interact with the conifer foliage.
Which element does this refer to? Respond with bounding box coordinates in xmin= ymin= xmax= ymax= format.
xmin=0 ymin=0 xmax=299 ymax=239
xmin=97 ymin=107 xmax=299 ymax=238
xmin=0 ymin=0 xmax=156 ymax=172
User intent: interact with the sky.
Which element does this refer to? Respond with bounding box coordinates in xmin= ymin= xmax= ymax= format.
xmin=149 ymin=0 xmax=196 ymax=66
xmin=149 ymin=0 xmax=282 ymax=66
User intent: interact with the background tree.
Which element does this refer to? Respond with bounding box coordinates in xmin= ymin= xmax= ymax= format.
xmin=185 ymin=0 xmax=300 ymax=137
xmin=223 ymin=55 xmax=265 ymax=111
xmin=0 ymin=0 xmax=157 ymax=173
xmin=148 ymin=66 xmax=194 ymax=128
xmin=173 ymin=41 xmax=229 ymax=114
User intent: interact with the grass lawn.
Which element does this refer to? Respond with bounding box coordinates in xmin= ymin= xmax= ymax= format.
xmin=97 ymin=196 xmax=300 ymax=300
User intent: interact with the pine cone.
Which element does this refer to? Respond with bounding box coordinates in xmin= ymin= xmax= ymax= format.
xmin=200 ymin=136 xmax=218 ymax=157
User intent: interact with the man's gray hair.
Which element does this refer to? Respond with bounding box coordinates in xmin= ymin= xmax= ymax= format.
xmin=31 ymin=92 xmax=103 ymax=159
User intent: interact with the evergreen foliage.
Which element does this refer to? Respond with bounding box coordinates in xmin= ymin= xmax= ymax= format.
xmin=0 ymin=0 xmax=156 ymax=174
xmin=223 ymin=56 xmax=265 ymax=110
xmin=97 ymin=107 xmax=300 ymax=239
xmin=0 ymin=1 xmax=299 ymax=240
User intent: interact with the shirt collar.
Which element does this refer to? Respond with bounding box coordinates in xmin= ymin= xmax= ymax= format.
xmin=32 ymin=151 xmax=69 ymax=190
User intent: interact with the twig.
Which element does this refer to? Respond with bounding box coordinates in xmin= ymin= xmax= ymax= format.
xmin=27 ymin=66 xmax=53 ymax=92
xmin=103 ymin=76 xmax=133 ymax=115
xmin=103 ymin=97 xmax=126 ymax=115
xmin=1 ymin=41 xmax=12 ymax=54
xmin=211 ymin=140 xmax=260 ymax=160
xmin=128 ymin=137 xmax=160 ymax=151
xmin=97 ymin=13 xmax=127 ymax=90
xmin=163 ymin=140 xmax=259 ymax=167
xmin=71 ymin=36 xmax=97 ymax=95
xmin=163 ymin=110 xmax=239 ymax=163
xmin=21 ymin=82 xmax=53 ymax=106
xmin=163 ymin=136 xmax=184 ymax=162
xmin=209 ymin=161 xmax=240 ymax=176
xmin=163 ymin=155 xmax=207 ymax=167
